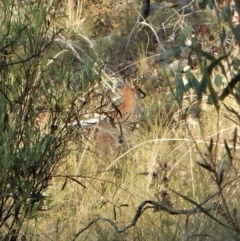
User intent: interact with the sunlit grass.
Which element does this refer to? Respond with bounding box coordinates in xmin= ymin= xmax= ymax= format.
xmin=22 ymin=94 xmax=240 ymax=240
xmin=13 ymin=1 xmax=240 ymax=240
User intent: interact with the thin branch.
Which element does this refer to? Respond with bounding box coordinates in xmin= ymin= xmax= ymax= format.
xmin=72 ymin=199 xmax=218 ymax=241
xmin=72 ymin=218 xmax=100 ymax=241
xmin=0 ymin=28 xmax=63 ymax=68
xmin=138 ymin=21 xmax=165 ymax=52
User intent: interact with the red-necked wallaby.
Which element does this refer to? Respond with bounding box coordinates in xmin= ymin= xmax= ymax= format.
xmin=91 ymin=76 xmax=146 ymax=150
xmin=36 ymin=77 xmax=146 ymax=151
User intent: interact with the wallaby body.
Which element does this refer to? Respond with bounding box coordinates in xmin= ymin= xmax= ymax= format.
xmin=36 ymin=77 xmax=146 ymax=151
xmin=91 ymin=77 xmax=146 ymax=150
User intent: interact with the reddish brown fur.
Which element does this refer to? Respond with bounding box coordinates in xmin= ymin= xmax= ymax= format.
xmin=92 ymin=77 xmax=146 ymax=150
xmin=36 ymin=77 xmax=146 ymax=151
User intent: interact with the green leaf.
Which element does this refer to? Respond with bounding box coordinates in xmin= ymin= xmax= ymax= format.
xmin=193 ymin=50 xmax=227 ymax=76
xmin=198 ymin=69 xmax=207 ymax=99
xmin=197 ymin=161 xmax=215 ymax=172
xmin=215 ymin=74 xmax=223 ymax=87
xmin=113 ymin=206 xmax=117 ymax=221
xmin=208 ymin=138 xmax=214 ymax=153
xmin=217 ymin=159 xmax=225 ymax=185
xmin=222 ymin=5 xmax=232 ymax=22
xmin=220 ymin=72 xmax=240 ymax=100
xmin=176 ymin=72 xmax=184 ymax=106
xmin=198 ymin=54 xmax=227 ymax=108
xmin=220 ymin=27 xmax=227 ymax=46
xmin=231 ymin=58 xmax=240 ymax=71
xmin=173 ymin=46 xmax=182 ymax=58
xmin=198 ymin=0 xmax=209 ymax=9
xmin=206 ymin=54 xmax=227 ymax=75
xmin=186 ymin=70 xmax=200 ymax=93
xmin=233 ymin=128 xmax=237 ymax=152
xmin=177 ymin=26 xmax=193 ymax=46
xmin=206 ymin=72 xmax=219 ymax=111
xmin=67 ymin=176 xmax=87 ymax=188
xmin=164 ymin=49 xmax=175 ymax=58
xmin=235 ymin=0 xmax=240 ymax=14
xmin=224 ymin=139 xmax=233 ymax=161
xmin=206 ymin=4 xmax=213 ymax=13
xmin=182 ymin=26 xmax=193 ymax=36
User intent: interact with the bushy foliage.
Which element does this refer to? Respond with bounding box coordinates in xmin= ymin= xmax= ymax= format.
xmin=1 ymin=0 xmax=240 ymax=240
xmin=0 ymin=1 xmax=94 ymax=240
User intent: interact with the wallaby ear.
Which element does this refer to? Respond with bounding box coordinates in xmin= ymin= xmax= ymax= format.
xmin=123 ymin=76 xmax=135 ymax=88
xmin=137 ymin=86 xmax=147 ymax=99
xmin=123 ymin=76 xmax=146 ymax=99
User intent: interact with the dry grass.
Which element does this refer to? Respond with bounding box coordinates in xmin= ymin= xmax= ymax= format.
xmin=17 ymin=1 xmax=240 ymax=240
xmin=21 ymin=87 xmax=240 ymax=240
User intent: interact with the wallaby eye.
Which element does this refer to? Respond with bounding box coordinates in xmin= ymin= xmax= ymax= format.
xmin=118 ymin=137 xmax=124 ymax=144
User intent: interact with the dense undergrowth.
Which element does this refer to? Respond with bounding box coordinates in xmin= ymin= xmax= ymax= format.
xmin=0 ymin=0 xmax=240 ymax=240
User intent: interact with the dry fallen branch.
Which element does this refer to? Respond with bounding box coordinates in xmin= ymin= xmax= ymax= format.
xmin=72 ymin=199 xmax=218 ymax=241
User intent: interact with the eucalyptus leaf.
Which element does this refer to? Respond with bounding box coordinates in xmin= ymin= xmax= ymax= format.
xmin=182 ymin=26 xmax=193 ymax=36
xmin=186 ymin=70 xmax=200 ymax=92
xmin=176 ymin=71 xmax=184 ymax=106
xmin=165 ymin=49 xmax=176 ymax=58
xmin=217 ymin=159 xmax=225 ymax=185
xmin=198 ymin=0 xmax=209 ymax=9
xmin=215 ymin=74 xmax=223 ymax=87
xmin=220 ymin=72 xmax=240 ymax=100
xmin=197 ymin=161 xmax=214 ymax=172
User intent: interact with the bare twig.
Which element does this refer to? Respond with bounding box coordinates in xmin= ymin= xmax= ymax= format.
xmin=72 ymin=199 xmax=218 ymax=241
xmin=72 ymin=218 xmax=100 ymax=241
xmin=138 ymin=21 xmax=165 ymax=52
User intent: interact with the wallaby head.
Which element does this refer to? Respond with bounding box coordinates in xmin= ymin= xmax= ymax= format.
xmin=87 ymin=76 xmax=146 ymax=151
xmin=117 ymin=76 xmax=146 ymax=122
